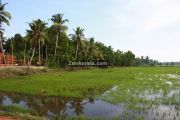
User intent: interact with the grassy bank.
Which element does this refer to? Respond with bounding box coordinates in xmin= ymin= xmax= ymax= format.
xmin=0 ymin=112 xmax=45 ymax=120
xmin=0 ymin=68 xmax=117 ymax=98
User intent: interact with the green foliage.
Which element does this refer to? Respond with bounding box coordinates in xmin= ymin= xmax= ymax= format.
xmin=1 ymin=105 xmax=32 ymax=114
xmin=0 ymin=3 xmax=11 ymax=26
xmin=121 ymin=51 xmax=135 ymax=66
xmin=51 ymin=13 xmax=69 ymax=64
xmin=70 ymin=27 xmax=85 ymax=61
xmin=4 ymin=34 xmax=27 ymax=60
xmin=134 ymin=56 xmax=159 ymax=66
xmin=26 ymin=19 xmax=47 ymax=66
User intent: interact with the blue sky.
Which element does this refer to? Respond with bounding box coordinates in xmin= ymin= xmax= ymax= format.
xmin=4 ymin=0 xmax=180 ymax=62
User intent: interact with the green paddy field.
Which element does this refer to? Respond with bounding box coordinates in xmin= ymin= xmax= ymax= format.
xmin=0 ymin=67 xmax=179 ymax=119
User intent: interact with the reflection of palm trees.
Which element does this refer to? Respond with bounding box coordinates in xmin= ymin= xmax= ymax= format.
xmin=52 ymin=97 xmax=68 ymax=119
xmin=68 ymin=98 xmax=94 ymax=116
xmin=0 ymin=94 xmax=4 ymax=105
xmin=28 ymin=96 xmax=68 ymax=119
xmin=18 ymin=95 xmax=68 ymax=118
xmin=88 ymin=97 xmax=94 ymax=104
xmin=0 ymin=93 xmax=96 ymax=119
xmin=69 ymin=99 xmax=84 ymax=116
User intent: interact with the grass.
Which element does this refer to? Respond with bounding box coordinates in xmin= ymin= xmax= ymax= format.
xmin=1 ymin=105 xmax=32 ymax=114
xmin=0 ymin=105 xmax=44 ymax=120
xmin=0 ymin=67 xmax=180 ymax=100
xmin=0 ymin=112 xmax=45 ymax=120
xmin=0 ymin=68 xmax=117 ymax=98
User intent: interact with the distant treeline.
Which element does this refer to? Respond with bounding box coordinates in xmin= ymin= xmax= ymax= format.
xmin=0 ymin=2 xmax=159 ymax=67
xmin=159 ymin=62 xmax=180 ymax=66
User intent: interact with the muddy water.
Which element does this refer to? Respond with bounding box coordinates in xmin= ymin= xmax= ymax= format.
xmin=0 ymin=92 xmax=179 ymax=120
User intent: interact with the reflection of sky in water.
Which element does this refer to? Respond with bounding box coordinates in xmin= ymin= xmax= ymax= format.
xmin=83 ymin=100 xmax=122 ymax=117
xmin=2 ymin=96 xmax=28 ymax=109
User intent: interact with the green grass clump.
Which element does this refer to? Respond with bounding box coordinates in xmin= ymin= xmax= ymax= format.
xmin=1 ymin=105 xmax=33 ymax=114
xmin=0 ymin=105 xmax=45 ymax=120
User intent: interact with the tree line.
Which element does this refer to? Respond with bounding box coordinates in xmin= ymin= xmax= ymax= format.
xmin=0 ymin=2 xmax=159 ymax=67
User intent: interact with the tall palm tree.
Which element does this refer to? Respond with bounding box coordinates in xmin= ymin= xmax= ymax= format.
xmin=26 ymin=19 xmax=46 ymax=66
xmin=0 ymin=2 xmax=11 ymax=64
xmin=51 ymin=13 xmax=68 ymax=64
xmin=70 ymin=27 xmax=85 ymax=61
xmin=88 ymin=37 xmax=98 ymax=60
xmin=23 ymin=36 xmax=28 ymax=65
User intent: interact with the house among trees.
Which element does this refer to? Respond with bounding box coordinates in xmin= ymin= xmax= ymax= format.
xmin=0 ymin=52 xmax=16 ymax=66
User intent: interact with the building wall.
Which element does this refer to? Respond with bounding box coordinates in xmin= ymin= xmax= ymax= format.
xmin=0 ymin=53 xmax=16 ymax=66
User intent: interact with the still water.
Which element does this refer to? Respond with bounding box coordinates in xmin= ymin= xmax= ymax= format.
xmin=0 ymin=92 xmax=179 ymax=120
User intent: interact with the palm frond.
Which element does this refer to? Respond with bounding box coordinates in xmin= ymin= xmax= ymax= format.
xmin=0 ymin=15 xmax=10 ymax=25
xmin=0 ymin=11 xmax=11 ymax=19
xmin=0 ymin=3 xmax=8 ymax=11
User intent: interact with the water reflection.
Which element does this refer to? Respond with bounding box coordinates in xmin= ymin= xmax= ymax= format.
xmin=0 ymin=92 xmax=179 ymax=120
xmin=2 ymin=96 xmax=28 ymax=108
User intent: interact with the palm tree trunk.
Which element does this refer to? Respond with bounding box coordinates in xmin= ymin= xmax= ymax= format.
xmin=53 ymin=32 xmax=59 ymax=64
xmin=0 ymin=37 xmax=6 ymax=65
xmin=38 ymin=39 xmax=41 ymax=66
xmin=45 ymin=44 xmax=48 ymax=67
xmin=11 ymin=38 xmax=14 ymax=65
xmin=75 ymin=43 xmax=79 ymax=61
xmin=23 ymin=40 xmax=27 ymax=65
xmin=29 ymin=47 xmax=35 ymax=66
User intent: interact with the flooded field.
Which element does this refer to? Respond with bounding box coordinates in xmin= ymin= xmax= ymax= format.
xmin=0 ymin=67 xmax=180 ymax=119
xmin=0 ymin=92 xmax=179 ymax=120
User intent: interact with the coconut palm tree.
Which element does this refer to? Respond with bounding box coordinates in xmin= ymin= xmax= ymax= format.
xmin=0 ymin=2 xmax=11 ymax=64
xmin=51 ymin=13 xmax=68 ymax=64
xmin=0 ymin=3 xmax=11 ymax=26
xmin=88 ymin=37 xmax=98 ymax=60
xmin=70 ymin=27 xmax=85 ymax=61
xmin=23 ymin=36 xmax=28 ymax=65
xmin=26 ymin=19 xmax=46 ymax=66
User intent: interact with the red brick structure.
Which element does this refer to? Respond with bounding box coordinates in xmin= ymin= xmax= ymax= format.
xmin=0 ymin=52 xmax=16 ymax=66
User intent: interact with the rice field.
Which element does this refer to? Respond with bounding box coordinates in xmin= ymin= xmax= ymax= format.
xmin=0 ymin=67 xmax=180 ymax=119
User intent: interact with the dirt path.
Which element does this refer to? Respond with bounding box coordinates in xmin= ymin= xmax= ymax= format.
xmin=0 ymin=66 xmax=46 ymax=70
xmin=0 ymin=116 xmax=18 ymax=120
